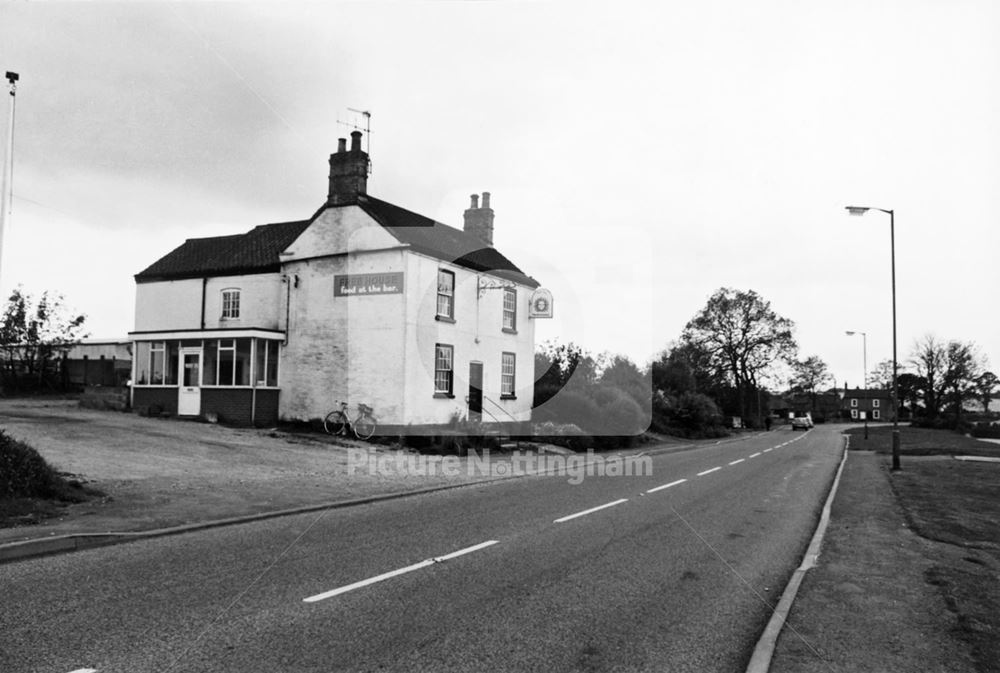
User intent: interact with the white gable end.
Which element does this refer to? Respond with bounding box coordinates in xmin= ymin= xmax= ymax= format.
xmin=280 ymin=205 xmax=401 ymax=261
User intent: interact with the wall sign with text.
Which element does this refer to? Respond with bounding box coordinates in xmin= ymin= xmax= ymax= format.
xmin=334 ymin=272 xmax=405 ymax=297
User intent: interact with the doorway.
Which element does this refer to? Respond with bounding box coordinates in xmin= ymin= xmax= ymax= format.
xmin=178 ymin=349 xmax=202 ymax=416
xmin=468 ymin=362 xmax=483 ymax=422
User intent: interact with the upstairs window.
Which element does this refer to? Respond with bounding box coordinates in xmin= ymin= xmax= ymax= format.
xmin=501 ymin=352 xmax=516 ymax=397
xmin=222 ymin=289 xmax=241 ymax=319
xmin=873 ymin=399 xmax=880 ymax=408
xmin=502 ymin=287 xmax=517 ymax=332
xmin=850 ymin=398 xmax=858 ymax=408
xmin=435 ymin=344 xmax=454 ymax=395
xmin=436 ymin=270 xmax=455 ymax=320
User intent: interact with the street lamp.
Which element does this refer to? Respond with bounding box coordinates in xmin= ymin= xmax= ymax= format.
xmin=846 ymin=205 xmax=901 ymax=470
xmin=845 ymin=330 xmax=868 ymax=439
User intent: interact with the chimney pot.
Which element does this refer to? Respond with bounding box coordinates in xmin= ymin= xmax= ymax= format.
xmin=463 ymin=190 xmax=495 ymax=247
xmin=337 ymin=138 xmax=347 ymax=153
xmin=350 ymin=130 xmax=362 ymax=151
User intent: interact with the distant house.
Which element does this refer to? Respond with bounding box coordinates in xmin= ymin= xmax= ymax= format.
xmin=841 ymin=388 xmax=894 ymax=422
xmin=130 ymin=132 xmax=542 ymax=429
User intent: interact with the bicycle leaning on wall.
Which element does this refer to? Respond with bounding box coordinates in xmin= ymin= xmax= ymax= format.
xmin=323 ymin=401 xmax=378 ymax=440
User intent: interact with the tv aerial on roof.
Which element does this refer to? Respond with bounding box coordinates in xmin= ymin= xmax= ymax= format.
xmin=337 ymin=108 xmax=372 ymax=175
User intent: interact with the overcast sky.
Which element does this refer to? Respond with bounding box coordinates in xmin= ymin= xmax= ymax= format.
xmin=2 ymin=1 xmax=998 ymax=387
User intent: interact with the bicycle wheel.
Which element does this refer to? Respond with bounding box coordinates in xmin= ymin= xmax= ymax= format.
xmin=323 ymin=410 xmax=348 ymax=435
xmin=353 ymin=414 xmax=377 ymax=440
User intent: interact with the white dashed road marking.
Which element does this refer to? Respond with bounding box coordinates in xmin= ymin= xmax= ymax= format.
xmin=763 ymin=448 xmax=773 ymax=453
xmin=303 ymin=540 xmax=499 ymax=603
xmin=554 ymin=499 xmax=629 ymax=523
xmin=697 ymin=467 xmax=722 ymax=476
xmin=68 ymin=669 xmax=97 ymax=673
xmin=646 ymin=478 xmax=687 ymax=494
xmin=749 ymin=452 xmax=761 ymax=458
xmin=728 ymin=459 xmax=745 ymax=465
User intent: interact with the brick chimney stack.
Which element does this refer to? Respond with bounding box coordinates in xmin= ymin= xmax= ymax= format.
xmin=463 ymin=191 xmax=494 ymax=246
xmin=327 ymin=130 xmax=368 ymax=206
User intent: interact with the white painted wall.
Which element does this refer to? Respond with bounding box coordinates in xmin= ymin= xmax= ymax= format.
xmin=278 ymin=248 xmax=408 ymax=422
xmin=134 ymin=279 xmax=203 ymax=331
xmin=401 ymin=251 xmax=535 ymax=429
xmin=203 ymin=274 xmax=282 ymax=330
xmin=280 ymin=205 xmax=401 ymax=261
xmin=134 ymin=274 xmax=283 ymax=332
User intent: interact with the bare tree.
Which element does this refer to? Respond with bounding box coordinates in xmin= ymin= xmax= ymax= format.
xmin=910 ymin=334 xmax=948 ymax=418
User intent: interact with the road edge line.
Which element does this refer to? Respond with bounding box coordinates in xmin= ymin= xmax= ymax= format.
xmin=744 ymin=435 xmax=850 ymax=673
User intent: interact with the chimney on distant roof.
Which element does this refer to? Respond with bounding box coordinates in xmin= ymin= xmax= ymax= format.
xmin=463 ymin=191 xmax=494 ymax=246
xmin=327 ymin=130 xmax=368 ymax=206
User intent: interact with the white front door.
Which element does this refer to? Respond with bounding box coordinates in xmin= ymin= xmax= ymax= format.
xmin=178 ymin=350 xmax=202 ymax=416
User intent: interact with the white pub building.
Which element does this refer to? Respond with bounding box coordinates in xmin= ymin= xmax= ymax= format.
xmin=130 ymin=131 xmax=546 ymax=432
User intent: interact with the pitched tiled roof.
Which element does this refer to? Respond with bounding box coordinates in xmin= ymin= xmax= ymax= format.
xmin=357 ymin=194 xmax=539 ymax=288
xmin=135 ymin=195 xmax=538 ymax=288
xmin=135 ymin=220 xmax=311 ymax=281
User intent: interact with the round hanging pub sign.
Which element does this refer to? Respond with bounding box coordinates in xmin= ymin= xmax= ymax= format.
xmin=528 ymin=288 xmax=553 ymax=318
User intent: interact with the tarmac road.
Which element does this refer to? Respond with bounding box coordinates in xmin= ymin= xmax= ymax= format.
xmin=0 ymin=426 xmax=843 ymax=673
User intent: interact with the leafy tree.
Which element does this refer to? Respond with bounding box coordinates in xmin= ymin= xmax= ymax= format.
xmin=941 ymin=341 xmax=985 ymax=422
xmin=975 ymin=372 xmax=999 ymax=413
xmin=599 ymin=354 xmax=650 ymax=409
xmin=650 ymin=341 xmax=724 ymax=397
xmin=0 ymin=288 xmax=87 ymax=391
xmin=791 ymin=355 xmax=832 ymax=412
xmin=896 ymin=372 xmax=926 ymax=418
xmin=681 ymin=288 xmax=797 ymax=421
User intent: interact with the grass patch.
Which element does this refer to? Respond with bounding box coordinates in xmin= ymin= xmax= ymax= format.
xmin=0 ymin=429 xmax=103 ymax=527
xmin=891 ymin=459 xmax=1000 ymax=672
xmin=846 ymin=425 xmax=1000 ymax=457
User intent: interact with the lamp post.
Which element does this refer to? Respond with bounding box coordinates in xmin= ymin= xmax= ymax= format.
xmin=1 ymin=71 xmax=18 ymax=285
xmin=845 ymin=330 xmax=868 ymax=439
xmin=846 ymin=206 xmax=901 ymax=470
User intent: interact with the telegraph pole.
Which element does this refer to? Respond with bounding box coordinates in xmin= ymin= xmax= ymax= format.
xmin=0 ymin=71 xmax=18 ymax=286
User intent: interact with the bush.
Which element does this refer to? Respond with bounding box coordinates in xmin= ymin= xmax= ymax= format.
xmin=0 ymin=430 xmax=75 ymax=500
xmin=531 ymin=421 xmax=594 ymax=451
xmin=650 ymin=391 xmax=730 ymax=439
xmin=970 ymin=422 xmax=1000 ymax=439
xmin=533 ymin=389 xmax=601 ymax=432
xmin=587 ymin=385 xmax=648 ymax=436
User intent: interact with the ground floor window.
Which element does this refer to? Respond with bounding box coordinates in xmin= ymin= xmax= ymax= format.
xmin=501 ymin=352 xmax=516 ymax=397
xmin=134 ymin=337 xmax=278 ymax=387
xmin=850 ymin=408 xmax=858 ymax=419
xmin=435 ymin=344 xmax=454 ymax=395
xmin=254 ymin=339 xmax=279 ymax=387
xmin=873 ymin=409 xmax=881 ymax=420
xmin=135 ymin=341 xmax=179 ymax=385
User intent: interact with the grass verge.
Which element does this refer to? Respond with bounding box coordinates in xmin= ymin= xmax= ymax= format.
xmin=890 ymin=458 xmax=1000 ymax=672
xmin=846 ymin=425 xmax=1000 ymax=457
